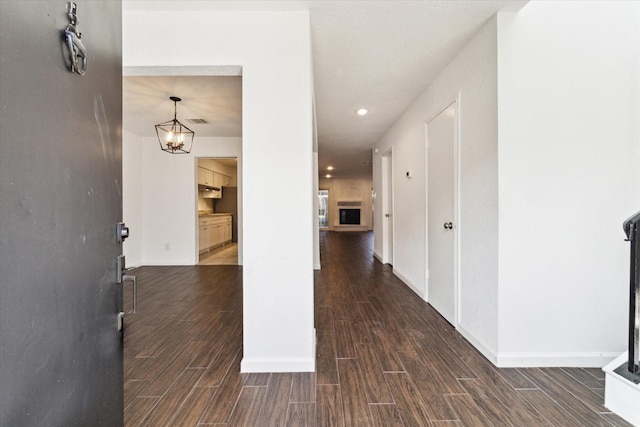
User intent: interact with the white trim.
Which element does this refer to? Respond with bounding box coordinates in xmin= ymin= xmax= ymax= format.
xmin=241 ymin=329 xmax=317 ymax=373
xmin=453 ymin=94 xmax=461 ymax=329
xmin=314 ymin=262 xmax=321 ymax=270
xmin=458 ymin=324 xmax=498 ymax=365
xmin=123 ymin=65 xmax=242 ymax=76
xmin=240 ymin=357 xmax=316 ymax=373
xmin=604 ymin=352 xmax=640 ymax=426
xmin=459 ymin=323 xmax=621 ymax=368
xmin=143 ymin=260 xmax=194 ymax=266
xmin=373 ymin=250 xmax=383 ymax=263
xmin=495 ymin=351 xmax=619 ymax=368
xmin=381 ymin=147 xmax=394 ymax=266
xmin=241 ymin=330 xmax=316 ymax=373
xmin=393 ymin=267 xmax=426 ymax=300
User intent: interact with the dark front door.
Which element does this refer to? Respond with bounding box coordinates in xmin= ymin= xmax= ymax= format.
xmin=0 ymin=1 xmax=124 ymax=425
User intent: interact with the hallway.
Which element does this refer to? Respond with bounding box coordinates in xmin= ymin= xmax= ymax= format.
xmin=124 ymin=231 xmax=631 ymax=426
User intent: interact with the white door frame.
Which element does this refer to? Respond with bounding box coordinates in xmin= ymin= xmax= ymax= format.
xmin=381 ymin=147 xmax=394 ymax=265
xmin=425 ymin=96 xmax=460 ymax=327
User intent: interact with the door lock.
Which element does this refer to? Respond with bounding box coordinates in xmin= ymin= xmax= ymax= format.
xmin=116 ymin=222 xmax=129 ymax=243
xmin=443 ymin=222 xmax=453 ymax=230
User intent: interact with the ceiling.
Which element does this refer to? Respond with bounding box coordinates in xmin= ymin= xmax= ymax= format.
xmin=123 ymin=0 xmax=527 ymax=179
xmin=123 ymin=76 xmax=242 ymax=138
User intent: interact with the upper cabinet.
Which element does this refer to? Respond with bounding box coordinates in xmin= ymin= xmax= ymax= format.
xmin=199 ymin=167 xmax=233 ymax=189
xmin=198 ymin=159 xmax=236 ymax=200
xmin=198 ymin=167 xmax=214 ymax=187
xmin=212 ymin=172 xmax=233 ymax=188
xmin=213 ymin=172 xmax=223 ymax=189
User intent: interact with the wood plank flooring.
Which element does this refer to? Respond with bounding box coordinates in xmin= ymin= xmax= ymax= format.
xmin=198 ymin=243 xmax=238 ymax=265
xmin=124 ymin=231 xmax=633 ymax=426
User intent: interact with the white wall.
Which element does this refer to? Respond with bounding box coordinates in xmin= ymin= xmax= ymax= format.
xmin=127 ymin=136 xmax=242 ymax=265
xmin=123 ymin=135 xmax=242 ymax=265
xmin=374 ymin=16 xmax=500 ymax=353
xmin=122 ymin=130 xmax=144 ymax=267
xmin=123 ymin=9 xmax=315 ymax=372
xmin=374 ymin=1 xmax=640 ymax=367
xmin=496 ymin=1 xmax=640 ymax=366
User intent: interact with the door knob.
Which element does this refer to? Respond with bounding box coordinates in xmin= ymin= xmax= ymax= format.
xmin=385 ymin=213 xmax=390 ymax=218
xmin=443 ymin=222 xmax=453 ymax=230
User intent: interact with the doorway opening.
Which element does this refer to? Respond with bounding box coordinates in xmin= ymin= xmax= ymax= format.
xmin=381 ymin=148 xmax=394 ymax=265
xmin=319 ymin=189 xmax=329 ymax=229
xmin=198 ymin=157 xmax=239 ymax=265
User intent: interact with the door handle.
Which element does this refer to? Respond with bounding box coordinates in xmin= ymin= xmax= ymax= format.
xmin=443 ymin=222 xmax=453 ymax=230
xmin=116 ymin=255 xmax=137 ymax=331
xmin=385 ymin=213 xmax=390 ymax=218
xmin=121 ymin=274 xmax=137 ymax=315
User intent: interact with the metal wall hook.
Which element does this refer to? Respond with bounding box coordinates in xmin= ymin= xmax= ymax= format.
xmin=63 ymin=2 xmax=87 ymax=75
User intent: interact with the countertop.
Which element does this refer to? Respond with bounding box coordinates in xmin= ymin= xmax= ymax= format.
xmin=198 ymin=213 xmax=231 ymax=217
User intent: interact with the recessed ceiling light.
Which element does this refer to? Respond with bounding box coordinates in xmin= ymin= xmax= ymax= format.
xmin=325 ymin=174 xmax=332 ymax=178
xmin=355 ymin=108 xmax=368 ymax=116
xmin=327 ymin=166 xmax=334 ymax=170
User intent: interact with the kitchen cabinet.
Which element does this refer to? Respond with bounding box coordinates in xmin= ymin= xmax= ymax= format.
xmin=198 ymin=224 xmax=209 ymax=251
xmin=213 ymin=172 xmax=222 ymax=189
xmin=198 ymin=167 xmax=214 ymax=187
xmin=198 ymin=214 xmax=232 ymax=253
xmin=212 ymin=172 xmax=233 ymax=189
xmin=199 ymin=166 xmax=232 ymax=199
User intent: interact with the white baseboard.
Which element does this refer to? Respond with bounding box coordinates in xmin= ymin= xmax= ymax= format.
xmin=495 ymin=351 xmax=619 ymax=368
xmin=142 ymin=260 xmax=194 ymax=266
xmin=457 ymin=324 xmax=619 ymax=368
xmin=240 ymin=357 xmax=316 ymax=373
xmin=457 ymin=324 xmax=498 ymax=365
xmin=392 ymin=267 xmax=426 ymax=300
xmin=241 ymin=330 xmax=317 ymax=373
xmin=314 ymin=262 xmax=322 ymax=270
xmin=373 ymin=250 xmax=383 ymax=263
xmin=125 ymin=263 xmax=143 ymax=270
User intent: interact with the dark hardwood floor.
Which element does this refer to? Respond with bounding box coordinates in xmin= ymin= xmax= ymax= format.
xmin=124 ymin=231 xmax=633 ymax=426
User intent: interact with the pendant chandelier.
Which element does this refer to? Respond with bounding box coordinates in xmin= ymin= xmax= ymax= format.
xmin=155 ymin=96 xmax=194 ymax=154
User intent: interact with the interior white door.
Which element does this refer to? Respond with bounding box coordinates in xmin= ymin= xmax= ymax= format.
xmin=427 ymin=102 xmax=457 ymax=325
xmin=382 ymin=151 xmax=394 ymax=265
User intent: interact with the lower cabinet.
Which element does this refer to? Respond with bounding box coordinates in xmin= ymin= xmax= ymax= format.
xmin=199 ymin=225 xmax=209 ymax=251
xmin=199 ymin=215 xmax=232 ymax=253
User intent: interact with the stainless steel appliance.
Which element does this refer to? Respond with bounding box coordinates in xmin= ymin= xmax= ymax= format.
xmin=215 ymin=186 xmax=238 ymax=242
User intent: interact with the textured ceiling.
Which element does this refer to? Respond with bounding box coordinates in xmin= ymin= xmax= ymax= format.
xmin=122 ymin=76 xmax=242 ymax=139
xmin=123 ymin=0 xmax=527 ymax=178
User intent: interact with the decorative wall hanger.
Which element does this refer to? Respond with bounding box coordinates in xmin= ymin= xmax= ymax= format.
xmin=63 ymin=2 xmax=87 ymax=75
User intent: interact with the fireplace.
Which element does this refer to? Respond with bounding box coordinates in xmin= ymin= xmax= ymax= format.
xmin=339 ymin=208 xmax=361 ymax=225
